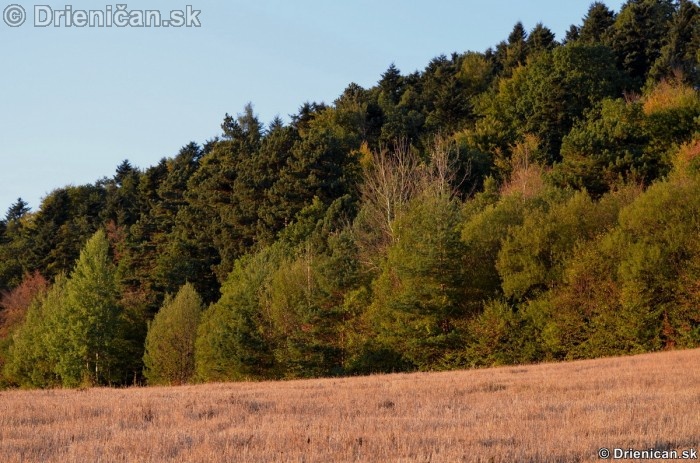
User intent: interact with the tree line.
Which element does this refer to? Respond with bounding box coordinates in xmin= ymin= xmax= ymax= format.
xmin=1 ymin=0 xmax=699 ymax=387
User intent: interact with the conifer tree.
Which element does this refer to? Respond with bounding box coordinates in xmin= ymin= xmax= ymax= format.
xmin=649 ymin=0 xmax=700 ymax=85
xmin=195 ymin=247 xmax=280 ymax=382
xmin=578 ymin=2 xmax=616 ymax=44
xmin=609 ymin=0 xmax=675 ymax=88
xmin=368 ymin=193 xmax=467 ymax=370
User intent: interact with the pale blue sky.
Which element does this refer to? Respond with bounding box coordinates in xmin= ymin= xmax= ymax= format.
xmin=0 ymin=0 xmax=626 ymax=214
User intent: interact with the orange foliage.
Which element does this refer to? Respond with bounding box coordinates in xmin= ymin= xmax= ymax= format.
xmin=500 ymin=134 xmax=547 ymax=199
xmin=672 ymin=139 xmax=700 ymax=178
xmin=0 ymin=271 xmax=48 ymax=339
xmin=642 ymin=78 xmax=698 ymax=116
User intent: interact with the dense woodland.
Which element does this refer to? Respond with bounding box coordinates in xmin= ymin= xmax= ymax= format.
xmin=1 ymin=0 xmax=700 ymax=388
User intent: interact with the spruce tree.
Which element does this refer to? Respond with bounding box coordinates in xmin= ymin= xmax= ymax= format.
xmin=578 ymin=2 xmax=616 ymax=44
xmin=368 ymin=194 xmax=467 ymax=370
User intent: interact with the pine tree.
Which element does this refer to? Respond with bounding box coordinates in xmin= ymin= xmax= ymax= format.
xmin=4 ymin=198 xmax=30 ymax=223
xmin=609 ymin=0 xmax=675 ymax=88
xmin=578 ymin=2 xmax=616 ymax=44
xmin=527 ymin=23 xmax=556 ymax=55
xmin=195 ymin=247 xmax=281 ymax=382
xmin=0 ymin=199 xmax=32 ymax=291
xmin=378 ymin=63 xmax=403 ymax=107
xmin=497 ymin=22 xmax=528 ymax=75
xmin=114 ymin=160 xmax=136 ymax=187
xmin=368 ymin=194 xmax=468 ymax=370
xmin=649 ymin=0 xmax=700 ymax=85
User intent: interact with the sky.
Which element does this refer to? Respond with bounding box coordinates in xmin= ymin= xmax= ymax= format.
xmin=0 ymin=0 xmax=627 ymax=214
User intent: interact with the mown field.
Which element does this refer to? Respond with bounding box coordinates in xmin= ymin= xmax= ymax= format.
xmin=1 ymin=349 xmax=698 ymax=462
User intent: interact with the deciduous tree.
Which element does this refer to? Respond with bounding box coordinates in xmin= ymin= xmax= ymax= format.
xmin=143 ymin=283 xmax=203 ymax=385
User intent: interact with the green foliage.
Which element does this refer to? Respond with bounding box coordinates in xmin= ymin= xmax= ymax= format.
xmin=649 ymin=0 xmax=700 ymax=85
xmin=577 ymin=2 xmax=616 ymax=44
xmin=555 ymin=98 xmax=651 ymax=195
xmin=29 ymin=185 xmax=107 ymax=280
xmin=195 ymin=246 xmax=281 ymax=382
xmin=527 ymin=23 xmax=556 ymax=56
xmin=367 ymin=194 xmax=468 ymax=370
xmin=195 ymin=196 xmax=360 ymax=381
xmin=464 ymin=300 xmax=544 ymax=366
xmin=556 ymin=79 xmax=700 ymax=196
xmin=4 ymin=198 xmax=30 ymax=223
xmin=0 ymin=271 xmax=49 ymax=386
xmin=496 ymin=188 xmax=637 ymax=301
xmin=3 ymin=276 xmax=67 ymax=388
xmin=476 ymin=43 xmax=622 ymax=168
xmin=51 ymin=230 xmax=124 ymax=387
xmin=421 ymin=55 xmax=476 ymax=134
xmin=608 ymin=0 xmax=675 ymax=89
xmin=282 ymin=105 xmax=362 ymax=207
xmin=2 ymin=2 xmax=700 ymax=386
xmin=460 ymin=191 xmax=532 ymax=307
xmin=267 ymin=251 xmax=345 ymax=378
xmin=616 ymin=176 xmax=700 ymax=347
xmin=4 ymin=230 xmax=134 ymax=388
xmin=493 ymin=22 xmax=528 ymax=77
xmin=642 ymin=79 xmax=700 ymax=155
xmin=103 ymin=160 xmax=144 ymax=228
xmin=534 ymin=164 xmax=700 ymax=359
xmin=457 ymin=52 xmax=494 ymax=97
xmin=143 ymin=283 xmax=203 ymax=385
xmin=0 ymin=206 xmax=32 ymax=292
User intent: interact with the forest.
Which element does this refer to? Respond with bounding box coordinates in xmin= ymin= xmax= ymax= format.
xmin=1 ymin=0 xmax=699 ymax=388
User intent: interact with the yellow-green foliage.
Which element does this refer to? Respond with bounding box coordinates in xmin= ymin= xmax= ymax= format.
xmin=143 ymin=283 xmax=203 ymax=385
xmin=531 ymin=154 xmax=700 ymax=359
xmin=643 ymin=79 xmax=700 ymax=155
xmin=643 ymin=79 xmax=700 ymax=116
xmin=3 ymin=276 xmax=67 ymax=388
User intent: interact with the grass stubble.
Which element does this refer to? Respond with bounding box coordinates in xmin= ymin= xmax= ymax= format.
xmin=1 ymin=349 xmax=698 ymax=462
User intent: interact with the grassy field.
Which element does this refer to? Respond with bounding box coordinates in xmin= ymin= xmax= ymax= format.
xmin=1 ymin=349 xmax=698 ymax=462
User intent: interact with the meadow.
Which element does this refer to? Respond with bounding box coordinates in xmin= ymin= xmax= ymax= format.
xmin=1 ymin=349 xmax=698 ymax=462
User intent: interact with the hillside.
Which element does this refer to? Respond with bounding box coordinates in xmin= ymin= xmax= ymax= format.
xmin=1 ymin=348 xmax=699 ymax=462
xmin=1 ymin=0 xmax=700 ymax=388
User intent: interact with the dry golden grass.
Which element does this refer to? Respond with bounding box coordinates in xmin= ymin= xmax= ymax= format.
xmin=1 ymin=349 xmax=699 ymax=462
